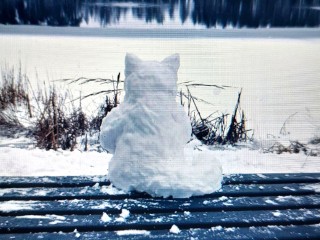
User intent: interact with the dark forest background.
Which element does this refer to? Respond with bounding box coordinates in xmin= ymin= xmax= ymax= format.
xmin=0 ymin=0 xmax=320 ymax=28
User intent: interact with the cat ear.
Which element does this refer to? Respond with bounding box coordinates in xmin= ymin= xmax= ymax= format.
xmin=162 ymin=54 xmax=180 ymax=73
xmin=125 ymin=53 xmax=142 ymax=77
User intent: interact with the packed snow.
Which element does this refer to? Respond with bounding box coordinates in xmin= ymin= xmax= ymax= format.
xmin=1 ymin=139 xmax=319 ymax=177
xmin=100 ymin=212 xmax=111 ymax=223
xmin=170 ymin=224 xmax=181 ymax=234
xmin=100 ymin=54 xmax=222 ymax=198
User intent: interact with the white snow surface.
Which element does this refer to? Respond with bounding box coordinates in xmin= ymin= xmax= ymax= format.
xmin=0 ymin=146 xmax=111 ymax=176
xmin=100 ymin=54 xmax=222 ymax=198
xmin=1 ymin=140 xmax=320 ymax=178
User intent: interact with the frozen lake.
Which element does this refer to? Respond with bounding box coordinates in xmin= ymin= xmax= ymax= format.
xmin=0 ymin=26 xmax=320 ymax=141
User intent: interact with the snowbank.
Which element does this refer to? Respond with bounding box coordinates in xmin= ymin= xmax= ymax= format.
xmin=0 ymin=147 xmax=111 ymax=176
xmin=1 ymin=142 xmax=319 ymax=177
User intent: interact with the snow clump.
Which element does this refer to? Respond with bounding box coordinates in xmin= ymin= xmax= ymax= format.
xmin=170 ymin=224 xmax=181 ymax=234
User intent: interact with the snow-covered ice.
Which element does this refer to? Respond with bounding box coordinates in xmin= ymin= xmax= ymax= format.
xmin=100 ymin=53 xmax=222 ymax=198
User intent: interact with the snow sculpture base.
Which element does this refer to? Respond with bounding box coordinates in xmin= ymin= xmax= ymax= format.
xmin=100 ymin=53 xmax=222 ymax=198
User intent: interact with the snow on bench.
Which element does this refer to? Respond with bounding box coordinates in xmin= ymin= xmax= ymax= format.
xmin=0 ymin=174 xmax=320 ymax=239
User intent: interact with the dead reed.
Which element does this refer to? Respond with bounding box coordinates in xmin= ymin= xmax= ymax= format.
xmin=180 ymin=85 xmax=253 ymax=145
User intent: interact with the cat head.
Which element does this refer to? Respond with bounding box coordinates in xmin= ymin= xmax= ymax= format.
xmin=124 ymin=53 xmax=180 ymax=96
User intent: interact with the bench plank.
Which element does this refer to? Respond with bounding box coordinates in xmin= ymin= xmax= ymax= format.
xmin=1 ymin=224 xmax=320 ymax=240
xmin=1 ymin=173 xmax=319 ymax=188
xmin=0 ymin=176 xmax=110 ymax=188
xmin=1 ymin=195 xmax=320 ymax=216
xmin=0 ymin=183 xmax=318 ymax=201
xmin=224 ymin=173 xmax=320 ymax=185
xmin=1 ymin=209 xmax=320 ymax=234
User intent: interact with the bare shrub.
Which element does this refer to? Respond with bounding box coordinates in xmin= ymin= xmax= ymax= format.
xmin=59 ymin=73 xmax=122 ymax=133
xmin=264 ymin=140 xmax=319 ymax=156
xmin=33 ymin=87 xmax=88 ymax=151
xmin=0 ymin=65 xmax=32 ymax=126
xmin=181 ymin=87 xmax=252 ymax=145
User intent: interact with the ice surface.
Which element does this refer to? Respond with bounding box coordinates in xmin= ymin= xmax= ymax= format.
xmin=100 ymin=54 xmax=222 ymax=198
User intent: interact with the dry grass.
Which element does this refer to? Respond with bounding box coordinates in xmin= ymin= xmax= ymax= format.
xmin=33 ymin=87 xmax=89 ymax=151
xmin=180 ymin=86 xmax=253 ymax=145
xmin=0 ymin=65 xmax=32 ymax=126
xmin=1 ymin=66 xmax=252 ymax=150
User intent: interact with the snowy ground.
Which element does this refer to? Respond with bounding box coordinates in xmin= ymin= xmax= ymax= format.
xmin=1 ymin=135 xmax=319 ymax=177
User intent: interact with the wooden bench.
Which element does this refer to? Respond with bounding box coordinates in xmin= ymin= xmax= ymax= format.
xmin=0 ymin=173 xmax=320 ymax=239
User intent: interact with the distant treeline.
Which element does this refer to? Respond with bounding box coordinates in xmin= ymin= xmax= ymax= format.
xmin=0 ymin=0 xmax=319 ymax=28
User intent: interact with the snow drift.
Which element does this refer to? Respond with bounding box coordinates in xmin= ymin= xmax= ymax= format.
xmin=100 ymin=53 xmax=222 ymax=198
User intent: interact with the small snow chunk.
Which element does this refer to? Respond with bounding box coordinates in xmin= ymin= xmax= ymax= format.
xmin=34 ymin=189 xmax=50 ymax=196
xmin=120 ymin=209 xmax=130 ymax=219
xmin=49 ymin=220 xmax=64 ymax=225
xmin=225 ymin=227 xmax=236 ymax=232
xmin=219 ymin=196 xmax=228 ymax=201
xmin=73 ymin=229 xmax=81 ymax=238
xmin=101 ymin=212 xmax=111 ymax=222
xmin=116 ymin=209 xmax=130 ymax=222
xmin=116 ymin=230 xmax=150 ymax=236
xmin=154 ymin=217 xmax=164 ymax=223
xmin=259 ymin=186 xmax=265 ymax=190
xmin=91 ymin=201 xmax=118 ymax=210
xmin=79 ymin=186 xmax=89 ymax=194
xmin=47 ymin=215 xmax=66 ymax=225
xmin=50 ymin=215 xmax=66 ymax=220
xmin=265 ymin=199 xmax=278 ymax=205
xmin=223 ymin=202 xmax=233 ymax=206
xmin=203 ymin=200 xmax=210 ymax=205
xmin=181 ymin=203 xmax=191 ymax=206
xmin=257 ymin=174 xmax=267 ymax=179
xmin=267 ymin=225 xmax=282 ymax=230
xmin=184 ymin=211 xmax=191 ymax=216
xmin=211 ymin=226 xmax=223 ymax=231
xmin=272 ymin=211 xmax=282 ymax=217
xmin=276 ymin=196 xmax=298 ymax=202
xmin=301 ymin=183 xmax=320 ymax=193
xmin=170 ymin=224 xmax=181 ymax=234
xmin=100 ymin=185 xmax=125 ymax=195
xmin=92 ymin=183 xmax=100 ymax=189
xmin=283 ymin=186 xmax=296 ymax=191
